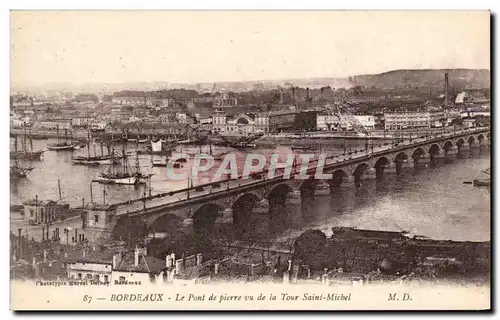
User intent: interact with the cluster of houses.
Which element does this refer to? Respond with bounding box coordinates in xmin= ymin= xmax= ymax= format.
xmin=10 ymin=89 xmax=490 ymax=135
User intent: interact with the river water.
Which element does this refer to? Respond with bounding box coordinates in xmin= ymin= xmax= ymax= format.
xmin=10 ymin=138 xmax=490 ymax=243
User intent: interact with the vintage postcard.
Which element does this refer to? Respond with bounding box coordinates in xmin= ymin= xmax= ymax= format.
xmin=10 ymin=10 xmax=490 ymax=310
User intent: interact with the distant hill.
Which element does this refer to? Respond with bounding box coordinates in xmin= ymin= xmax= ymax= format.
xmin=11 ymin=68 xmax=490 ymax=94
xmin=349 ymin=69 xmax=490 ymax=90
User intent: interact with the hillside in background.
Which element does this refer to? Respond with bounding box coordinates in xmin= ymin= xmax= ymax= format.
xmin=349 ymin=69 xmax=490 ymax=90
xmin=11 ymin=69 xmax=490 ymax=94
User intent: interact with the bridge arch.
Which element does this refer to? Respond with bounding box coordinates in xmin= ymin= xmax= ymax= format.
xmin=352 ymin=163 xmax=369 ymax=177
xmin=428 ymin=143 xmax=441 ymax=157
xmin=267 ymin=183 xmax=293 ymax=212
xmin=477 ymin=133 xmax=486 ymax=142
xmin=442 ymin=140 xmax=454 ymax=152
xmin=411 ymin=147 xmax=426 ymax=159
xmin=192 ymin=203 xmax=224 ymax=234
xmin=467 ymin=135 xmax=476 ymax=145
xmin=393 ymin=152 xmax=409 ymax=163
xmin=331 ymin=169 xmax=349 ymax=187
xmin=456 ymin=138 xmax=466 ymax=148
xmin=147 ymin=213 xmax=184 ymax=233
xmin=232 ymin=192 xmax=260 ymax=234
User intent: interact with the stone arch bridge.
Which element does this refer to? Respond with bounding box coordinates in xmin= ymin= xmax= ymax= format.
xmin=82 ymin=128 xmax=489 ymax=240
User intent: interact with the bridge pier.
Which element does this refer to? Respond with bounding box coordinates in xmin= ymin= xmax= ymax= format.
xmin=470 ymin=141 xmax=480 ymax=156
xmin=431 ymin=151 xmax=446 ymax=165
xmin=382 ymin=162 xmax=397 ymax=175
xmin=314 ymin=181 xmax=332 ymax=196
xmin=458 ymin=142 xmax=470 ymax=158
xmin=413 ymin=156 xmax=430 ymax=168
xmin=445 ymin=146 xmax=458 ymax=163
xmin=480 ymin=138 xmax=490 ymax=152
xmin=362 ymin=167 xmax=377 ymax=180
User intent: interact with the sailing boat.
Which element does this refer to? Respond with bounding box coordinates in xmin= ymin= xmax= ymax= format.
xmin=473 ymin=168 xmax=490 ymax=187
xmin=10 ymin=160 xmax=34 ymax=179
xmin=47 ymin=127 xmax=76 ymax=151
xmin=72 ymin=131 xmax=119 ymax=166
xmin=95 ymin=147 xmax=152 ymax=185
xmin=209 ymin=144 xmax=227 ymax=161
xmin=10 ymin=129 xmax=44 ymax=161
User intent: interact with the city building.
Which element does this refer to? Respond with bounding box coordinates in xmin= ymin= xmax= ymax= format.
xmin=35 ymin=119 xmax=72 ymax=130
xmin=316 ymin=113 xmax=341 ymax=131
xmin=71 ymin=116 xmax=93 ymax=128
xmin=66 ymin=250 xmax=113 ymax=283
xmin=383 ymin=110 xmax=445 ymax=130
xmin=268 ymin=110 xmax=297 ymax=133
xmin=212 ymin=112 xmax=269 ymax=135
xmin=111 ymin=247 xmax=166 ymax=285
xmin=213 ymin=93 xmax=238 ymax=108
xmin=23 ymin=199 xmax=70 ymax=224
xmin=316 ymin=114 xmax=375 ymax=131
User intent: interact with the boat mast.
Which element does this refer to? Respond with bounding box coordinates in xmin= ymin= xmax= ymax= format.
xmin=22 ymin=127 xmax=27 ymax=151
xmin=87 ymin=130 xmax=91 ymax=158
xmin=29 ymin=132 xmax=33 ymax=152
xmin=58 ymin=178 xmax=62 ymax=200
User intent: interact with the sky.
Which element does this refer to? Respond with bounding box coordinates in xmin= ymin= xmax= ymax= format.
xmin=10 ymin=11 xmax=490 ymax=86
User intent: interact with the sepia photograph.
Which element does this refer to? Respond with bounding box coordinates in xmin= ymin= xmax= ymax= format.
xmin=9 ymin=10 xmax=491 ymax=310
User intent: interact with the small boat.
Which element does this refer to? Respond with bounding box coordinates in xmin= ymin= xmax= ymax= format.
xmin=72 ymin=155 xmax=117 ymax=166
xmin=152 ymin=158 xmax=168 ymax=167
xmin=95 ymin=172 xmax=150 ymax=185
xmin=473 ymin=179 xmax=490 ymax=187
xmin=472 ymin=168 xmax=490 ymax=187
xmin=48 ymin=142 xmax=76 ymax=151
xmin=10 ymin=163 xmax=34 ymax=179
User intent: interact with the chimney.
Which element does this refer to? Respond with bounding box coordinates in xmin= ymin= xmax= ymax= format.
xmin=279 ymin=88 xmax=284 ymax=104
xmin=291 ymin=87 xmax=296 ymax=103
xmin=17 ymin=228 xmax=22 ymax=258
xmin=306 ymin=87 xmax=310 ymax=99
xmin=283 ymin=270 xmax=290 ymax=284
xmin=175 ymin=259 xmax=183 ymax=274
xmin=166 ymin=254 xmax=172 ymax=268
xmin=43 ymin=249 xmax=48 ymax=263
xmin=134 ymin=247 xmax=140 ymax=266
xmin=112 ymin=252 xmax=122 ymax=269
xmin=444 ymin=73 xmax=449 ymax=108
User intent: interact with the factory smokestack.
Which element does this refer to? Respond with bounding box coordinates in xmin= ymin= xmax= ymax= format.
xmin=279 ymin=87 xmax=284 ymax=104
xmin=444 ymin=73 xmax=449 ymax=108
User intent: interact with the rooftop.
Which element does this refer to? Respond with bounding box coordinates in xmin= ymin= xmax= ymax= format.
xmin=114 ymin=251 xmax=165 ymax=273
